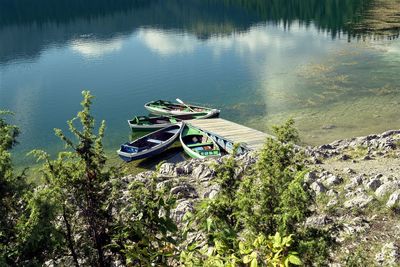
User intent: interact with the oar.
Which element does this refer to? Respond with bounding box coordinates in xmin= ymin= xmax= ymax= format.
xmin=176 ymin=98 xmax=195 ymax=112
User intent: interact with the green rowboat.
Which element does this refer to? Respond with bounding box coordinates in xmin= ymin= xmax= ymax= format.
xmin=180 ymin=124 xmax=221 ymax=159
xmin=144 ymin=100 xmax=220 ymax=117
xmin=128 ymin=112 xmax=213 ymax=131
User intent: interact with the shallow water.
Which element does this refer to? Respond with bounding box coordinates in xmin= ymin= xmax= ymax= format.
xmin=0 ymin=0 xmax=399 ymax=166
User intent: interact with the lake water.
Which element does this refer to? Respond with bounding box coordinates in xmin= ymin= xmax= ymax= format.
xmin=1 ymin=0 xmax=400 ymax=166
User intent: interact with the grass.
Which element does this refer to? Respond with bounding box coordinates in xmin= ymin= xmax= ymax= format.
xmin=346 ymin=145 xmax=369 ymax=159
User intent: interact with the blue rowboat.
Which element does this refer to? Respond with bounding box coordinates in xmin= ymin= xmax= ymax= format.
xmin=117 ymin=122 xmax=183 ymax=162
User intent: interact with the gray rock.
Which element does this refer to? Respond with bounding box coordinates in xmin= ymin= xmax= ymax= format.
xmin=170 ymin=184 xmax=198 ymax=199
xmin=324 ymin=175 xmax=343 ymax=187
xmin=344 ymin=182 xmax=358 ymax=192
xmin=345 ymin=187 xmax=365 ymax=199
xmin=171 ymin=200 xmax=194 ymax=223
xmin=386 ymin=190 xmax=400 ymax=208
xmin=192 ymin=164 xmax=215 ymax=181
xmin=305 ymin=214 xmax=332 ymax=228
xmin=327 ymin=198 xmax=338 ymax=207
xmin=339 ymin=154 xmax=351 ymax=161
xmin=203 ymin=184 xmax=220 ymax=199
xmin=158 ymin=163 xmax=176 ymax=176
xmin=366 ymin=178 xmax=382 ymax=192
xmin=326 ymin=189 xmax=339 ymax=197
xmin=381 ymin=129 xmax=400 ymax=138
xmin=310 ymin=182 xmax=327 ymax=195
xmin=375 ymin=242 xmax=400 ymax=266
xmin=343 ymin=167 xmax=356 ymax=174
xmin=156 ymin=178 xmax=178 ymax=191
xmin=351 ymin=175 xmax=364 ymax=185
xmin=319 ymin=144 xmax=334 ymax=150
xmin=304 ymin=171 xmax=318 ymax=184
xmin=175 ymin=164 xmax=193 ymax=175
xmin=375 ymin=182 xmax=400 ymax=198
xmin=363 ymin=155 xmax=373 ymax=160
xmin=341 ymin=217 xmax=370 ymax=237
xmin=344 ymin=192 xmax=374 ymax=209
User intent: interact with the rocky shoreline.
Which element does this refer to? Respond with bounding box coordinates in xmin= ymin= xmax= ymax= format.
xmin=119 ymin=129 xmax=400 ymax=266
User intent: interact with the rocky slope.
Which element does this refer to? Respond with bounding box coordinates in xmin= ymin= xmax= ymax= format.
xmin=120 ymin=129 xmax=400 ymax=266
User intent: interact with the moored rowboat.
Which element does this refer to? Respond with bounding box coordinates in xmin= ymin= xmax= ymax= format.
xmin=144 ymin=100 xmax=220 ymax=117
xmin=180 ymin=124 xmax=221 ymax=159
xmin=117 ymin=123 xmax=183 ymax=162
xmin=127 ymin=112 xmax=213 ymax=130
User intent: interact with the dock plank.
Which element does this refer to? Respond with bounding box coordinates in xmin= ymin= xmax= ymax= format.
xmin=186 ymin=118 xmax=272 ymax=151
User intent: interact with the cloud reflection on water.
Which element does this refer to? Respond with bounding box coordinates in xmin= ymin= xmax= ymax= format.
xmin=70 ymin=38 xmax=124 ymax=58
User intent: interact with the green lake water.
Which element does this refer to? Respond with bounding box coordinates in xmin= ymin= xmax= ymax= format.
xmin=1 ymin=0 xmax=399 ymax=167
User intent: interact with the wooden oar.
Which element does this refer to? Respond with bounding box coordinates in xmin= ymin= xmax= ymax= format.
xmin=176 ymin=98 xmax=195 ymax=112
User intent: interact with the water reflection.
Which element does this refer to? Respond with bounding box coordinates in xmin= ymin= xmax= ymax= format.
xmin=1 ymin=0 xmax=399 ymax=64
xmin=70 ymin=38 xmax=124 ymax=58
xmin=137 ymin=30 xmax=198 ymax=56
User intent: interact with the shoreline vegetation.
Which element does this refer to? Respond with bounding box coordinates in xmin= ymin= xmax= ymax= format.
xmin=1 ymin=91 xmax=399 ymax=266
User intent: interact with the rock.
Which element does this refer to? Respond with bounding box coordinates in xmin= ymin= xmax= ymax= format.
xmin=327 ymin=198 xmax=338 ymax=207
xmin=344 ymin=175 xmax=364 ymax=191
xmin=339 ymin=154 xmax=351 ymax=161
xmin=192 ymin=164 xmax=215 ymax=181
xmin=376 ymin=182 xmax=400 ymax=198
xmin=365 ymin=178 xmax=382 ymax=192
xmin=343 ymin=167 xmax=356 ymax=174
xmin=310 ymin=156 xmax=322 ymax=164
xmin=363 ymin=155 xmax=372 ymax=160
xmin=203 ymin=184 xmax=220 ymax=199
xmin=304 ymin=170 xmax=319 ymax=184
xmin=381 ymin=129 xmax=400 ymax=138
xmin=171 ymin=200 xmax=194 ymax=223
xmin=386 ymin=190 xmax=400 ymax=208
xmin=175 ymin=164 xmax=193 ymax=175
xmin=372 ymin=151 xmax=384 ymax=157
xmin=344 ymin=192 xmax=374 ymax=209
xmin=170 ymin=184 xmax=198 ymax=199
xmin=341 ymin=217 xmax=370 ymax=237
xmin=327 ymin=189 xmax=339 ymax=197
xmin=156 ymin=178 xmax=178 ymax=191
xmin=305 ymin=214 xmax=333 ymax=228
xmin=324 ymin=175 xmax=343 ymax=187
xmin=351 ymin=175 xmax=364 ymax=185
xmin=375 ymin=242 xmax=400 ymax=266
xmin=319 ymin=144 xmax=334 ymax=150
xmin=158 ymin=163 xmax=176 ymax=176
xmin=310 ymin=182 xmax=327 ymax=195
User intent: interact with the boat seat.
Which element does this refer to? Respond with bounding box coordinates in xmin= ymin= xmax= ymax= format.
xmin=147 ymin=139 xmax=163 ymax=144
xmin=165 ymin=129 xmax=179 ymax=134
xmin=187 ymin=142 xmax=213 ymax=148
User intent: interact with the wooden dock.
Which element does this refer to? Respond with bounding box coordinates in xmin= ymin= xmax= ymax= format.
xmin=186 ymin=118 xmax=272 ymax=151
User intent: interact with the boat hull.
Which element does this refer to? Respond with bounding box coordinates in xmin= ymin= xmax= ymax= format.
xmin=144 ymin=100 xmax=220 ymax=117
xmin=118 ymin=142 xmax=175 ymax=162
xmin=180 ymin=125 xmax=221 ymax=159
xmin=117 ymin=123 xmax=183 ymax=162
xmin=128 ymin=111 xmax=218 ymax=130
